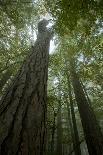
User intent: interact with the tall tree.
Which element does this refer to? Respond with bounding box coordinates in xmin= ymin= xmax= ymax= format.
xmin=0 ymin=19 xmax=52 ymax=155
xmin=67 ymin=76 xmax=81 ymax=155
xmin=56 ymin=85 xmax=63 ymax=155
xmin=64 ymin=94 xmax=75 ymax=154
xmin=50 ymin=107 xmax=57 ymax=155
xmin=56 ymin=100 xmax=63 ymax=155
xmin=69 ymin=59 xmax=103 ymax=155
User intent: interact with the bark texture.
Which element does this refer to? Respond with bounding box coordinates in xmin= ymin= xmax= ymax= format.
xmin=0 ymin=19 xmax=52 ymax=155
xmin=70 ymin=60 xmax=103 ymax=155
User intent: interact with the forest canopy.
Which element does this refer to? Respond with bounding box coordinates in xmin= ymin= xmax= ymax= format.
xmin=0 ymin=0 xmax=103 ymax=155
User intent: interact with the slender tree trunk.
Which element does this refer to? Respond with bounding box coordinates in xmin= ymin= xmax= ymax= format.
xmin=0 ymin=20 xmax=52 ymax=155
xmin=56 ymin=99 xmax=63 ymax=155
xmin=67 ymin=77 xmax=81 ymax=155
xmin=70 ymin=60 xmax=103 ymax=155
xmin=51 ymin=110 xmax=56 ymax=155
xmin=66 ymin=98 xmax=75 ymax=153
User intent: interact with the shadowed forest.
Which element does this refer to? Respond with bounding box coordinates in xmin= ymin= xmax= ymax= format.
xmin=0 ymin=0 xmax=103 ymax=155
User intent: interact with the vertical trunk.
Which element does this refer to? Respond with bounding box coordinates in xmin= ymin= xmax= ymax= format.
xmin=51 ymin=111 xmax=56 ymax=154
xmin=70 ymin=60 xmax=103 ymax=155
xmin=67 ymin=77 xmax=81 ymax=155
xmin=56 ymin=100 xmax=63 ymax=155
xmin=0 ymin=20 xmax=52 ymax=155
xmin=66 ymin=98 xmax=75 ymax=153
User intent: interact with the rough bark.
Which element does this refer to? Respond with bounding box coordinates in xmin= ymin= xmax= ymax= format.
xmin=0 ymin=19 xmax=52 ymax=155
xmin=67 ymin=77 xmax=81 ymax=155
xmin=70 ymin=60 xmax=103 ymax=155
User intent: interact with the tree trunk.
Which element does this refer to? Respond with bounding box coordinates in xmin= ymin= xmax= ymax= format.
xmin=66 ymin=97 xmax=74 ymax=153
xmin=70 ymin=60 xmax=103 ymax=155
xmin=56 ymin=99 xmax=63 ymax=155
xmin=67 ymin=77 xmax=81 ymax=155
xmin=51 ymin=110 xmax=56 ymax=155
xmin=0 ymin=19 xmax=52 ymax=155
xmin=80 ymin=80 xmax=92 ymax=106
